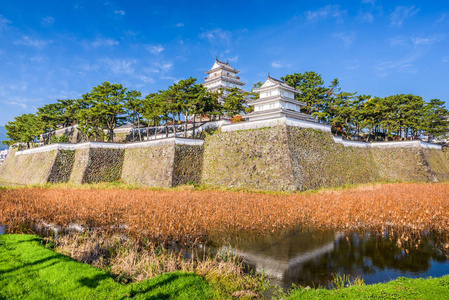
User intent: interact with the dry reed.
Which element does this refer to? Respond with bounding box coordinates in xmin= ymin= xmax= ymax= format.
xmin=1 ymin=183 xmax=449 ymax=245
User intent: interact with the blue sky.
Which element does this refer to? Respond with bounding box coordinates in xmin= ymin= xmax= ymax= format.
xmin=0 ymin=0 xmax=448 ymax=126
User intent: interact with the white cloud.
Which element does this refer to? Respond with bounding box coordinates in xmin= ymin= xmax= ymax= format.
xmin=271 ymin=61 xmax=291 ymax=68
xmin=0 ymin=14 xmax=11 ymax=29
xmin=160 ymin=75 xmax=177 ymax=82
xmin=390 ymin=5 xmax=420 ymax=26
xmin=362 ymin=0 xmax=375 ymax=4
xmin=375 ymin=53 xmax=420 ymax=76
xmin=436 ymin=13 xmax=446 ymax=23
xmin=147 ymin=45 xmax=164 ymax=54
xmin=333 ymin=32 xmax=356 ymax=46
xmin=30 ymin=55 xmax=45 ymax=62
xmin=390 ymin=35 xmax=443 ymax=47
xmin=443 ymin=57 xmax=449 ymax=63
xmin=227 ymin=55 xmax=238 ymax=62
xmin=92 ymin=38 xmax=119 ymax=48
xmin=176 ymin=23 xmax=184 ymax=27
xmin=79 ymin=63 xmax=100 ymax=71
xmin=160 ymin=63 xmax=173 ymax=72
xmin=42 ymin=16 xmax=54 ymax=24
xmin=4 ymin=101 xmax=28 ymax=109
xmin=389 ymin=36 xmax=409 ymax=47
xmin=199 ymin=28 xmax=232 ymax=43
xmin=102 ymin=58 xmax=137 ymax=75
xmin=14 ymin=36 xmax=52 ymax=48
xmin=135 ymin=75 xmax=155 ymax=83
xmin=305 ymin=5 xmax=347 ymax=21
xmin=359 ymin=12 xmax=373 ymax=23
xmin=8 ymin=84 xmax=27 ymax=91
xmin=411 ymin=35 xmax=443 ymax=45
xmin=114 ymin=10 xmax=125 ymax=15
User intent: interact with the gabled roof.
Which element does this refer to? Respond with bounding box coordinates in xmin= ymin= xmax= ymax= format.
xmin=253 ymin=75 xmax=299 ymax=94
xmin=205 ymin=58 xmax=240 ymax=74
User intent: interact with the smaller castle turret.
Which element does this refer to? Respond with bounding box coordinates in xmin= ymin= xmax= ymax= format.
xmin=245 ymin=75 xmax=317 ymax=122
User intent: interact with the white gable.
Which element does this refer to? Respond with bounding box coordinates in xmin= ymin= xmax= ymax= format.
xmin=211 ymin=62 xmax=221 ymax=69
xmin=259 ymin=79 xmax=276 ymax=89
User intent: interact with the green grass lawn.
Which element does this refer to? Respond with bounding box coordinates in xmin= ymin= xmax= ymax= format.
xmin=0 ymin=234 xmax=218 ymax=299
xmin=286 ymin=275 xmax=449 ymax=299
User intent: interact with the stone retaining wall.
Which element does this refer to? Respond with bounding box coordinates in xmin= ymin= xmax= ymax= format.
xmin=121 ymin=145 xmax=175 ymax=187
xmin=202 ymin=125 xmax=448 ymax=191
xmin=84 ymin=148 xmax=124 ymax=183
xmin=0 ymin=148 xmax=58 ymax=185
xmin=202 ymin=126 xmax=295 ymax=191
xmin=69 ymin=148 xmax=90 ymax=184
xmin=2 ymin=125 xmax=448 ymax=190
xmin=286 ymin=127 xmax=380 ymax=191
xmin=48 ymin=150 xmax=76 ymax=183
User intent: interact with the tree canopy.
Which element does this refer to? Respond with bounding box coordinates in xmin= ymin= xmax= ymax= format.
xmin=3 ymin=72 xmax=448 ymax=148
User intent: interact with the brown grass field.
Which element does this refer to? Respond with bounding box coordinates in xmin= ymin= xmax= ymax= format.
xmin=1 ymin=183 xmax=449 ymax=246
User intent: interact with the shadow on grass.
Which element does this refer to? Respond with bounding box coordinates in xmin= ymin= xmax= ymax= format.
xmin=130 ymin=273 xmax=202 ymax=299
xmin=79 ymin=274 xmax=114 ymax=289
xmin=0 ymin=256 xmax=61 ymax=276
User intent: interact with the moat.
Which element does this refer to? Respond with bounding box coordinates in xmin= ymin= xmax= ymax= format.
xmin=210 ymin=229 xmax=449 ymax=289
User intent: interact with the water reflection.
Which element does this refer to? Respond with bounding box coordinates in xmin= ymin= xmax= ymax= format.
xmin=213 ymin=230 xmax=449 ymax=289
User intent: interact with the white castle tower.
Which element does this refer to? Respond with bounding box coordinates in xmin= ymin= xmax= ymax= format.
xmin=245 ymin=75 xmax=317 ymax=122
xmin=202 ymin=58 xmax=246 ymax=102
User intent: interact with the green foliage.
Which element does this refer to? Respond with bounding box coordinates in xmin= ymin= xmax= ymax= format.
xmin=78 ymin=82 xmax=128 ymax=142
xmin=124 ymin=90 xmax=143 ymax=142
xmin=50 ymin=134 xmax=70 ymax=144
xmin=222 ymin=87 xmax=248 ymax=117
xmin=282 ymin=71 xmax=449 ymax=140
xmin=3 ymin=113 xmax=42 ymax=148
xmin=281 ymin=71 xmax=328 ymax=115
xmin=331 ymin=273 xmax=365 ymax=289
xmin=4 ymin=71 xmax=448 ymax=146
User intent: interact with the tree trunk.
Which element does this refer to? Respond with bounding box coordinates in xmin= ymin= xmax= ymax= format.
xmin=165 ymin=121 xmax=168 ymax=138
xmin=172 ymin=114 xmax=177 ymax=137
xmin=137 ymin=116 xmax=142 ymax=141
xmin=184 ymin=113 xmax=188 ymax=138
xmin=192 ymin=114 xmax=196 ymax=138
xmin=109 ymin=128 xmax=114 ymax=142
xmin=131 ymin=114 xmax=135 ymax=142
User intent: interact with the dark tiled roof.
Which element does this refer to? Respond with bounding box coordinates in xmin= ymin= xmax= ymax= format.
xmin=203 ymin=76 xmax=245 ymax=86
xmin=267 ymin=75 xmax=296 ymax=90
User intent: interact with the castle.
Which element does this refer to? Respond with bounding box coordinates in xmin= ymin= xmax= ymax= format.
xmin=1 ymin=60 xmax=448 ymax=190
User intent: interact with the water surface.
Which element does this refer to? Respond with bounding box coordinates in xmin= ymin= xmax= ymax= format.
xmin=212 ymin=229 xmax=449 ymax=289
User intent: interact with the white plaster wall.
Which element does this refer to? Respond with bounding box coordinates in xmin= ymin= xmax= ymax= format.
xmin=15 ymin=138 xmax=206 ymax=156
xmin=332 ymin=136 xmax=442 ymax=150
xmin=222 ymin=117 xmax=332 ymax=133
